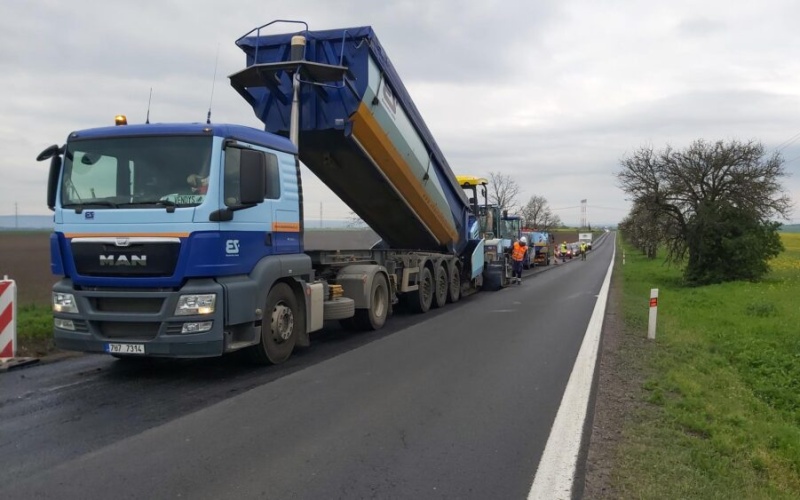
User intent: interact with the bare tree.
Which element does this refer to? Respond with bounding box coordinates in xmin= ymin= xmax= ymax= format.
xmin=487 ymin=171 xmax=521 ymax=213
xmin=520 ymin=195 xmax=561 ymax=231
xmin=617 ymin=139 xmax=792 ymax=283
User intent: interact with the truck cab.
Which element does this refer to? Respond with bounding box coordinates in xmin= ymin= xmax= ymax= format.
xmin=39 ymin=121 xmax=320 ymax=362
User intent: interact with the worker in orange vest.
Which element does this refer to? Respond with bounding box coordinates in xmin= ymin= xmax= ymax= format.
xmin=511 ymin=236 xmax=527 ymax=284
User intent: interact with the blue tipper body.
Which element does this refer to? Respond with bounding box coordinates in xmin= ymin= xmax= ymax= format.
xmin=230 ymin=25 xmax=472 ymax=255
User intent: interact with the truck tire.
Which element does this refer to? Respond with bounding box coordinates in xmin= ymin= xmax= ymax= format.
xmin=246 ymin=283 xmax=298 ymax=365
xmin=447 ymin=264 xmax=461 ymax=303
xmin=324 ymin=297 xmax=355 ymax=320
xmin=408 ymin=266 xmax=434 ymax=313
xmin=353 ymin=273 xmax=389 ymax=330
xmin=432 ymin=264 xmax=448 ymax=309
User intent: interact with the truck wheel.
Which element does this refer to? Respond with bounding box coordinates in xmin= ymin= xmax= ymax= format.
xmin=432 ymin=264 xmax=448 ymax=309
xmin=354 ymin=273 xmax=389 ymax=330
xmin=409 ymin=266 xmax=433 ymax=313
xmin=247 ymin=283 xmax=297 ymax=365
xmin=447 ymin=265 xmax=461 ymax=303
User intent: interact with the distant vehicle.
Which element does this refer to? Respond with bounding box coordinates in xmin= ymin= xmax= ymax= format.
xmin=578 ymin=232 xmax=593 ymax=250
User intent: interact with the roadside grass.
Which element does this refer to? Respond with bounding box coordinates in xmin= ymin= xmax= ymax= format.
xmin=612 ymin=233 xmax=800 ymax=498
xmin=17 ymin=304 xmax=53 ymax=340
xmin=15 ymin=304 xmax=57 ymax=356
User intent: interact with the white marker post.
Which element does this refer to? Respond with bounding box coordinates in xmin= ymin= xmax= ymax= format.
xmin=647 ymin=288 xmax=658 ymax=340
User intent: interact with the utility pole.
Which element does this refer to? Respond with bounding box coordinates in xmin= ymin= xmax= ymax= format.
xmin=580 ymin=199 xmax=587 ymax=229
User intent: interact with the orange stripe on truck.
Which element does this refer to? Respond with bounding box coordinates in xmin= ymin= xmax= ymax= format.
xmin=350 ymin=102 xmax=458 ymax=246
xmin=272 ymin=222 xmax=300 ymax=232
xmin=64 ymin=232 xmax=190 ymax=239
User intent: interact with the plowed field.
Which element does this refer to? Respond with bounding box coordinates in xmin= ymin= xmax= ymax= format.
xmin=0 ymin=231 xmax=53 ymax=306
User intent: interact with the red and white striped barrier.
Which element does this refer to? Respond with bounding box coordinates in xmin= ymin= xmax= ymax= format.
xmin=0 ymin=276 xmax=39 ymax=372
xmin=0 ymin=276 xmax=17 ymax=360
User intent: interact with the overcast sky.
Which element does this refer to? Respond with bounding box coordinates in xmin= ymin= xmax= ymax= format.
xmin=2 ymin=0 xmax=799 ymax=226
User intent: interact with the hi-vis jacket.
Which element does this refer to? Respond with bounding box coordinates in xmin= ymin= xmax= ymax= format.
xmin=512 ymin=242 xmax=526 ymax=261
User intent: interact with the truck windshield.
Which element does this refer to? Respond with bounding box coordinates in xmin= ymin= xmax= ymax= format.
xmin=62 ymin=136 xmax=213 ymax=209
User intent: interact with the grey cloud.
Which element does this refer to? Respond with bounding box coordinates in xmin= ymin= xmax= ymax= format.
xmin=676 ymin=17 xmax=725 ymax=37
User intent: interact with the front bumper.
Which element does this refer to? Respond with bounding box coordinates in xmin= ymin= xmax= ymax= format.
xmin=52 ymin=278 xmax=229 ymax=358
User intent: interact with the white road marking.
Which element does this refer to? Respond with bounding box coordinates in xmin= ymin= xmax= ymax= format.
xmin=528 ymin=239 xmax=616 ymax=499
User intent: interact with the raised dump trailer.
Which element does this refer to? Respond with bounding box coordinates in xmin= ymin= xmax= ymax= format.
xmin=231 ymin=23 xmax=470 ymax=254
xmin=41 ymin=21 xmax=487 ymax=365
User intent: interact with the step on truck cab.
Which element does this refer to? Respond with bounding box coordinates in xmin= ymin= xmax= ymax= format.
xmin=39 ymin=20 xmax=487 ymax=364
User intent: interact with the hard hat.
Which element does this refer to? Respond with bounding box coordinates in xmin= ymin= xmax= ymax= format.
xmin=520 ymin=236 xmax=527 ymax=245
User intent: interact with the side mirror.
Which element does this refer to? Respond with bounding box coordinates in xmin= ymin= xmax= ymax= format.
xmin=46 ymin=154 xmax=62 ymax=211
xmin=239 ymin=149 xmax=267 ymax=205
xmin=37 ymin=144 xmax=62 ymax=162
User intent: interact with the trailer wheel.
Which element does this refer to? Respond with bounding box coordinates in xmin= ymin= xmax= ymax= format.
xmin=409 ymin=266 xmax=434 ymax=313
xmin=246 ymin=283 xmax=297 ymax=365
xmin=447 ymin=265 xmax=461 ymax=303
xmin=432 ymin=264 xmax=448 ymax=309
xmin=354 ymin=273 xmax=389 ymax=330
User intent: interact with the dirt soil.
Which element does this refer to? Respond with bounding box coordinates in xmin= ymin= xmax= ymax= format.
xmin=0 ymin=231 xmax=54 ymax=306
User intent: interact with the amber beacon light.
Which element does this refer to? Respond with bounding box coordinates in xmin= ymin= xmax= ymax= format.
xmin=114 ymin=115 xmax=128 ymax=126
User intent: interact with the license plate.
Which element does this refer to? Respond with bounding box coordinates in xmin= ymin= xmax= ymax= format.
xmin=106 ymin=343 xmax=146 ymax=355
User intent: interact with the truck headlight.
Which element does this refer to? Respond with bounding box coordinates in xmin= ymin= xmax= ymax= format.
xmin=53 ymin=292 xmax=79 ymax=314
xmin=175 ymin=294 xmax=216 ymax=316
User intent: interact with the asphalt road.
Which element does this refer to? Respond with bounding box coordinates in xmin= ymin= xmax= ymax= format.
xmin=1 ymin=234 xmax=614 ymax=499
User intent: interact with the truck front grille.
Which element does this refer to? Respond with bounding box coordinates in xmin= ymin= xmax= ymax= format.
xmin=91 ymin=297 xmax=164 ymax=314
xmin=98 ymin=322 xmax=160 ymax=340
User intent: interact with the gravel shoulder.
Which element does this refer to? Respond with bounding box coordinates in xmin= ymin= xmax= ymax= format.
xmin=582 ymin=263 xmax=652 ymax=499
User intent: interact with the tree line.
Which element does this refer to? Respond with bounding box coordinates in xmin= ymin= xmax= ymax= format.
xmin=487 ymin=172 xmax=563 ymax=231
xmin=617 ymin=139 xmax=792 ymax=285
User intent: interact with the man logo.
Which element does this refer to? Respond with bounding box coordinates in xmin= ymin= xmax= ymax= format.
xmin=226 ymin=240 xmax=240 ymax=255
xmin=100 ymin=255 xmax=147 ymax=266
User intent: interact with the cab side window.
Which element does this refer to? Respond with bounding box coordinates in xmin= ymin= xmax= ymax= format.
xmin=264 ymin=152 xmax=280 ymax=200
xmin=223 ymin=147 xmax=241 ymax=207
xmin=224 ymin=147 xmax=280 ymax=207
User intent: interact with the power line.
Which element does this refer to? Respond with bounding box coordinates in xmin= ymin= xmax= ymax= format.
xmin=773 ymin=130 xmax=800 ymax=153
xmin=784 ymin=152 xmax=800 ymax=164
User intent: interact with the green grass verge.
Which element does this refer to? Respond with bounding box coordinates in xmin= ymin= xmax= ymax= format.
xmin=17 ymin=304 xmax=54 ymax=340
xmin=612 ymin=233 xmax=800 ymax=498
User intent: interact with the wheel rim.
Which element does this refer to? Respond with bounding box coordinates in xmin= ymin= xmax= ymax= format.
xmin=451 ymin=267 xmax=460 ymax=293
xmin=271 ymin=301 xmax=294 ymax=343
xmin=373 ymin=282 xmax=387 ymax=318
xmin=422 ymin=270 xmax=432 ymax=304
xmin=437 ymin=269 xmax=447 ymax=299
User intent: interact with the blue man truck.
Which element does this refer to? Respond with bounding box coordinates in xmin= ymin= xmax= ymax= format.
xmin=38 ymin=21 xmax=486 ymax=364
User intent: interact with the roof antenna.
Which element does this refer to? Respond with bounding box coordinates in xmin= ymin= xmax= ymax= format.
xmin=207 ymin=43 xmax=220 ymax=124
xmin=145 ymin=87 xmax=153 ymax=124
